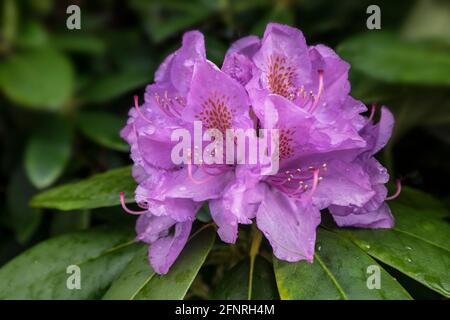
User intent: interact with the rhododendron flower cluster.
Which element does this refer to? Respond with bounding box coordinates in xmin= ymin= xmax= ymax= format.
xmin=120 ymin=23 xmax=400 ymax=274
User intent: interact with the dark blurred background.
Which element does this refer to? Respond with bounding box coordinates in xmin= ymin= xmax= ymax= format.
xmin=0 ymin=0 xmax=449 ymax=296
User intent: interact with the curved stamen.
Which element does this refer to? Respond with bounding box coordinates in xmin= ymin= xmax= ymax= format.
xmin=134 ymin=96 xmax=154 ymax=124
xmin=367 ymin=103 xmax=377 ymax=123
xmin=307 ymin=168 xmax=320 ymax=198
xmin=309 ymin=70 xmax=324 ymax=113
xmin=386 ymin=179 xmax=402 ymax=201
xmin=154 ymin=92 xmax=181 ymax=118
xmin=201 ymin=165 xmax=229 ymax=176
xmin=187 ymin=162 xmax=215 ymax=185
xmin=120 ymin=192 xmax=147 ymax=215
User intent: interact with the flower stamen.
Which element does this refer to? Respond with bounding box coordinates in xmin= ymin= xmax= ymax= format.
xmin=119 ymin=192 xmax=147 ymax=215
xmin=134 ymin=95 xmax=154 ymax=124
xmin=309 ymin=70 xmax=324 ymax=113
xmin=367 ymin=102 xmax=377 ymax=123
xmin=386 ymin=179 xmax=402 ymax=201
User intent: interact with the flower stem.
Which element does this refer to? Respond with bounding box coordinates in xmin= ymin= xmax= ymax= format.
xmin=247 ymin=228 xmax=262 ymax=300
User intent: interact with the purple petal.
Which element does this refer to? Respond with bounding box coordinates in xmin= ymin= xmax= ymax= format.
xmin=222 ymin=52 xmax=255 ymax=86
xmin=135 ymin=214 xmax=175 ymax=244
xmin=332 ymin=203 xmax=394 ymax=228
xmin=209 ymin=167 xmax=264 ymax=243
xmin=361 ymin=106 xmax=394 ymax=156
xmin=169 ymin=31 xmax=206 ymax=95
xmin=250 ymin=23 xmax=311 ymax=99
xmin=135 ymin=166 xmax=234 ymax=203
xmin=256 ymin=188 xmax=321 ymax=262
xmin=227 ymin=35 xmax=260 ymax=57
xmin=183 ymin=61 xmax=252 ymax=130
xmin=149 ymin=220 xmax=193 ymax=274
xmin=312 ymin=160 xmax=375 ymax=209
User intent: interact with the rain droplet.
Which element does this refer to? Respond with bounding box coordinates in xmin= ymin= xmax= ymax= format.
xmin=405 ymin=246 xmax=412 ymax=250
xmin=146 ymin=125 xmax=156 ymax=134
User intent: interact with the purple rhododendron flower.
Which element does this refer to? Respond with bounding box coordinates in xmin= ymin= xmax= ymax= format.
xmin=121 ymin=23 xmax=400 ymax=274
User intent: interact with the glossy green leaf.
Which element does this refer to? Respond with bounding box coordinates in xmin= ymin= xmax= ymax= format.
xmin=0 ymin=228 xmax=139 ymax=299
xmin=274 ymin=229 xmax=412 ymax=300
xmin=30 ymin=166 xmax=136 ymax=210
xmin=0 ymin=48 xmax=74 ymax=110
xmin=78 ymin=111 xmax=128 ymax=152
xmin=102 ymin=245 xmax=155 ymax=299
xmin=338 ymin=33 xmax=450 ymax=86
xmin=394 ymin=186 xmax=449 ymax=218
xmin=126 ymin=227 xmax=215 ymax=300
xmin=340 ymin=206 xmax=450 ymax=297
xmin=25 ymin=117 xmax=72 ymax=189
xmin=80 ymin=71 xmax=151 ymax=104
xmin=214 ymin=257 xmax=279 ymax=300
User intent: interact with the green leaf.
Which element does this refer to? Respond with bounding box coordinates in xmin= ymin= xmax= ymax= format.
xmin=0 ymin=48 xmax=74 ymax=110
xmin=15 ymin=21 xmax=48 ymax=49
xmin=104 ymin=227 xmax=215 ymax=300
xmin=401 ymin=0 xmax=450 ymax=44
xmin=30 ymin=166 xmax=136 ymax=211
xmin=77 ymin=111 xmax=128 ymax=152
xmin=214 ymin=257 xmax=279 ymax=300
xmin=50 ymin=210 xmax=91 ymax=236
xmin=130 ymin=0 xmax=218 ymax=43
xmin=274 ymin=229 xmax=411 ymax=300
xmin=25 ymin=116 xmax=72 ymax=189
xmin=0 ymin=228 xmax=139 ymax=299
xmin=80 ymin=71 xmax=151 ymax=104
xmin=251 ymin=3 xmax=295 ymax=36
xmin=1 ymin=0 xmax=18 ymax=49
xmin=394 ymin=186 xmax=449 ymax=218
xmin=340 ymin=205 xmax=450 ymax=297
xmin=196 ymin=204 xmax=212 ymax=223
xmin=6 ymin=169 xmax=41 ymax=243
xmin=102 ymin=245 xmax=154 ymax=299
xmin=50 ymin=32 xmax=106 ymax=55
xmin=338 ymin=33 xmax=450 ymax=86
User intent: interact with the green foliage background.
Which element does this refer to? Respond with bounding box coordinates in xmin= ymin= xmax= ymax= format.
xmin=0 ymin=0 xmax=449 ymax=300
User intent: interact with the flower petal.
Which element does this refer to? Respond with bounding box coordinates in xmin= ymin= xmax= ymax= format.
xmin=332 ymin=203 xmax=394 ymax=228
xmin=149 ymin=219 xmax=193 ymax=274
xmin=183 ymin=61 xmax=252 ymax=130
xmin=256 ymin=188 xmax=321 ymax=262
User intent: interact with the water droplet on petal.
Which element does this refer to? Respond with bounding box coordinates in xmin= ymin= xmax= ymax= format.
xmin=146 ymin=125 xmax=156 ymax=134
